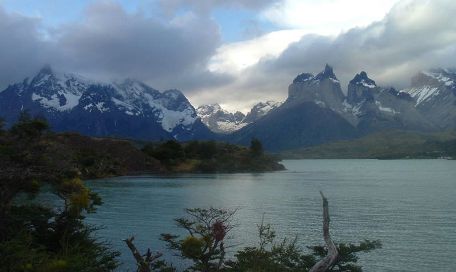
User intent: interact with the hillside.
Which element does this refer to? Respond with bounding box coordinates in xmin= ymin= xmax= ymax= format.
xmin=281 ymin=130 xmax=456 ymax=159
xmin=0 ymin=116 xmax=284 ymax=179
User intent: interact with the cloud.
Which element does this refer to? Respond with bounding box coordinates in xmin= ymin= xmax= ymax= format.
xmin=1 ymin=0 xmax=455 ymax=114
xmin=196 ymin=0 xmax=456 ymax=111
xmin=0 ymin=1 xmax=225 ymax=92
xmin=208 ymin=29 xmax=306 ymax=74
xmin=159 ymin=0 xmax=280 ymax=15
xmin=0 ymin=8 xmax=49 ymax=87
xmin=269 ymin=0 xmax=456 ymax=87
xmin=262 ymin=0 xmax=401 ymax=35
xmin=53 ymin=1 xmax=222 ymax=90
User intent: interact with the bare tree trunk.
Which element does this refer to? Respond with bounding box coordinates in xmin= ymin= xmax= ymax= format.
xmin=309 ymin=192 xmax=339 ymax=272
xmin=124 ymin=236 xmax=162 ymax=272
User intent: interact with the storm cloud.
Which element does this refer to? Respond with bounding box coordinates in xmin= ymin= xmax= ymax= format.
xmin=0 ymin=8 xmax=50 ymax=88
xmin=0 ymin=1 xmax=226 ymax=91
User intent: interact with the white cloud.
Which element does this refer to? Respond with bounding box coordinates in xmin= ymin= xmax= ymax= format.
xmin=208 ymin=29 xmax=307 ymax=74
xmin=207 ymin=0 xmax=402 ymax=77
xmin=262 ymin=0 xmax=400 ymax=35
xmin=194 ymin=0 xmax=456 ymax=112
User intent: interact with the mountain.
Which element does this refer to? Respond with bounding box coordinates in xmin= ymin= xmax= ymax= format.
xmin=230 ymin=64 xmax=456 ymax=151
xmin=242 ymin=101 xmax=282 ymax=124
xmin=402 ymin=69 xmax=456 ymax=130
xmin=196 ymin=104 xmax=246 ymax=133
xmin=0 ymin=66 xmax=214 ymax=141
xmin=230 ymin=65 xmax=359 ymax=151
xmin=2 ymin=65 xmax=454 ymax=152
xmin=344 ymin=71 xmax=435 ymax=133
xmin=197 ymin=101 xmax=281 ymax=133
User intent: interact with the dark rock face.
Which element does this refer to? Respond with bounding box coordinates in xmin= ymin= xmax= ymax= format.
xmin=231 ymin=101 xmax=358 ymax=152
xmin=315 ymin=64 xmax=338 ymax=81
xmin=347 ymin=71 xmax=376 ymax=104
xmin=0 ymin=66 xmax=215 ymax=141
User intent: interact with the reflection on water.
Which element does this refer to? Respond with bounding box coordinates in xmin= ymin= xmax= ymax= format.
xmin=85 ymin=159 xmax=456 ymax=271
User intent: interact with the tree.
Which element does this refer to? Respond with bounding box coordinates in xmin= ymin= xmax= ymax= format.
xmin=0 ymin=117 xmax=5 ymax=134
xmin=128 ymin=195 xmax=380 ymax=272
xmin=161 ymin=208 xmax=235 ymax=272
xmin=250 ymin=138 xmax=264 ymax=157
xmin=150 ymin=140 xmax=185 ymax=166
xmin=0 ymin=115 xmax=119 ymax=271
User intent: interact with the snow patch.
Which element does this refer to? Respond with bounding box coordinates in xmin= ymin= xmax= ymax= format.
xmin=361 ymin=81 xmax=376 ymax=88
xmin=216 ymin=121 xmax=247 ymax=132
xmin=32 ymin=92 xmax=81 ymax=111
xmin=314 ymin=100 xmax=326 ymax=107
xmin=407 ymin=86 xmax=440 ymax=106
xmin=160 ymin=107 xmax=196 ymax=132
xmin=423 ymin=71 xmax=455 ymax=87
xmin=375 ymin=101 xmax=399 ymax=114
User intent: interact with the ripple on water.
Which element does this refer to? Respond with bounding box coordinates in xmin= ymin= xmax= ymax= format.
xmin=86 ymin=159 xmax=456 ymax=272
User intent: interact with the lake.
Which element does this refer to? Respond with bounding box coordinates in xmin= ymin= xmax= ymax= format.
xmin=86 ymin=159 xmax=456 ymax=271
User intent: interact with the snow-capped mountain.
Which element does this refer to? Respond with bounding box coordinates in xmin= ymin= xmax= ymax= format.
xmin=242 ymin=101 xmax=282 ymax=124
xmin=197 ymin=101 xmax=281 ymax=133
xmin=230 ymin=65 xmax=359 ymax=151
xmin=0 ymin=66 xmax=214 ymax=141
xmin=1 ymin=64 xmax=454 ymax=151
xmin=230 ymin=64 xmax=456 ymax=151
xmin=196 ymin=104 xmax=246 ymax=133
xmin=402 ymin=69 xmax=456 ymax=129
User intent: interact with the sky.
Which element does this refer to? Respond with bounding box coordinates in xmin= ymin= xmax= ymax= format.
xmin=0 ymin=0 xmax=455 ymax=112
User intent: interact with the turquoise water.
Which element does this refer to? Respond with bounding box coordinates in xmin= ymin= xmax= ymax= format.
xmin=86 ymin=160 xmax=456 ymax=271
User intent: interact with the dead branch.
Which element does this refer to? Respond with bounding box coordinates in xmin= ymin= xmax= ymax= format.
xmin=309 ymin=192 xmax=339 ymax=272
xmin=124 ymin=236 xmax=162 ymax=272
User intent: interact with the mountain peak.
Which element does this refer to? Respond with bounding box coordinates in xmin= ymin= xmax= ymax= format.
xmin=350 ymin=71 xmax=376 ymax=88
xmin=38 ymin=64 xmax=53 ymax=76
xmin=413 ymin=68 xmax=456 ymax=89
xmin=315 ymin=64 xmax=338 ymax=81
xmin=293 ymin=73 xmax=314 ymax=83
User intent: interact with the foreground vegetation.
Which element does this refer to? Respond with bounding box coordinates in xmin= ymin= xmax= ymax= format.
xmin=1 ymin=115 xmax=378 ymax=271
xmin=0 ymin=114 xmax=120 ymax=271
xmin=282 ymin=130 xmax=456 ymax=159
xmin=125 ymin=200 xmax=381 ymax=272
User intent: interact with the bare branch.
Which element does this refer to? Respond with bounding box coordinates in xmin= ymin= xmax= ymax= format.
xmin=310 ymin=192 xmax=339 ymax=272
xmin=124 ymin=236 xmax=162 ymax=272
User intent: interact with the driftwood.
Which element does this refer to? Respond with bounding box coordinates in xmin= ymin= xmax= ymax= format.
xmin=309 ymin=192 xmax=339 ymax=272
xmin=124 ymin=236 xmax=162 ymax=272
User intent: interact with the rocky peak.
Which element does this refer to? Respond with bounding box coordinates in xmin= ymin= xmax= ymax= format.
xmin=30 ymin=65 xmax=56 ymax=87
xmin=315 ymin=64 xmax=338 ymax=81
xmin=293 ymin=73 xmax=314 ymax=84
xmin=350 ymin=71 xmax=376 ymax=88
xmin=347 ymin=71 xmax=377 ymax=104
xmin=196 ymin=104 xmax=246 ymax=134
xmin=197 ymin=104 xmax=223 ymax=117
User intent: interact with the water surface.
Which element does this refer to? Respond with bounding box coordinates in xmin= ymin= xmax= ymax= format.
xmin=86 ymin=159 xmax=456 ymax=271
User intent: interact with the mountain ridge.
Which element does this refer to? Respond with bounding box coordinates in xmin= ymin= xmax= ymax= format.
xmin=0 ymin=66 xmax=215 ymax=141
xmin=1 ymin=64 xmax=455 ymax=152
